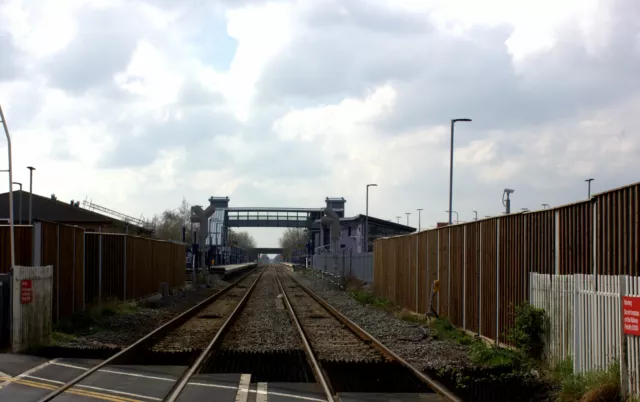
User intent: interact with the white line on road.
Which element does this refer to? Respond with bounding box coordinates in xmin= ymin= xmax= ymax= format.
xmin=26 ymin=375 xmax=161 ymax=401
xmin=256 ymin=382 xmax=268 ymax=402
xmin=0 ymin=358 xmax=58 ymax=390
xmin=235 ymin=374 xmax=251 ymax=402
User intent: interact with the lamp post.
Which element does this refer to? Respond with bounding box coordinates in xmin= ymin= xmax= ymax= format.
xmin=542 ymin=203 xmax=549 ymax=210
xmin=405 ymin=212 xmax=411 ymax=226
xmin=0 ymin=105 xmax=15 ymax=271
xmin=585 ymin=178 xmax=594 ymax=198
xmin=396 ymin=216 xmax=401 ymax=223
xmin=27 ymin=166 xmax=35 ymax=224
xmin=365 ymin=184 xmax=377 ymax=252
xmin=445 ymin=210 xmax=459 ymax=224
xmin=12 ymin=182 xmax=22 ymax=223
xmin=473 ymin=209 xmax=478 ymax=221
xmin=416 ymin=208 xmax=423 ymax=231
xmin=448 ymin=118 xmax=472 ymax=224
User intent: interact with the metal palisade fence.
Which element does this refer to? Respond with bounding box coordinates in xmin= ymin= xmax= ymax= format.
xmin=311 ymin=250 xmax=374 ymax=283
xmin=530 ymin=273 xmax=640 ymax=395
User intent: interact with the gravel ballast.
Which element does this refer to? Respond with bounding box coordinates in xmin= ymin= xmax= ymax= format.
xmin=222 ymin=267 xmax=301 ymax=352
xmin=53 ymin=278 xmax=232 ymax=349
xmin=290 ymin=269 xmax=473 ymax=372
xmin=151 ymin=271 xmax=262 ymax=352
xmin=280 ymin=271 xmax=383 ymax=363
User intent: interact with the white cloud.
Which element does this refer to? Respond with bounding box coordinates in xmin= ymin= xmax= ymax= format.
xmin=1 ymin=0 xmax=639 ymax=248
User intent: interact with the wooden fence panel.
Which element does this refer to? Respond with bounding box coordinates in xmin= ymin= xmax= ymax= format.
xmin=0 ymin=225 xmax=33 ymax=273
xmin=558 ymin=202 xmax=592 ymax=275
xmin=449 ymin=225 xmax=465 ymax=328
xmin=527 ymin=210 xmax=555 ymax=274
xmin=498 ymin=214 xmax=526 ymax=344
xmin=464 ymin=222 xmax=480 ymax=332
xmin=480 ymin=219 xmax=498 ymax=340
xmin=417 ymin=231 xmax=429 ymax=314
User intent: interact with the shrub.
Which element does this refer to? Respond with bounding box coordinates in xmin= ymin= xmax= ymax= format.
xmin=507 ymin=302 xmax=547 ymax=360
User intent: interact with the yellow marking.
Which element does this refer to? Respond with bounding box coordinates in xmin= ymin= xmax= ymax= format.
xmin=0 ymin=376 xmax=144 ymax=402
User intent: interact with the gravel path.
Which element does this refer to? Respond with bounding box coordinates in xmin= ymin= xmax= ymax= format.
xmin=54 ymin=280 xmax=232 ymax=349
xmin=151 ymin=271 xmax=262 ymax=352
xmin=280 ymin=270 xmax=383 ymax=363
xmin=222 ymin=267 xmax=301 ymax=352
xmin=290 ymin=270 xmax=473 ymax=372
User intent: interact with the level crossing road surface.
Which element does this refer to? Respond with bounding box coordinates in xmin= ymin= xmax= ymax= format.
xmin=0 ymin=355 xmax=329 ymax=402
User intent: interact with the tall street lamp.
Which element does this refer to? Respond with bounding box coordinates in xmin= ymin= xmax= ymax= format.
xmin=446 ymin=210 xmax=459 ymax=224
xmin=27 ymin=166 xmax=35 ymax=224
xmin=585 ymin=178 xmax=594 ymax=198
xmin=473 ymin=209 xmax=478 ymax=221
xmin=405 ymin=212 xmax=411 ymax=226
xmin=448 ymin=118 xmax=472 ymax=225
xmin=365 ymin=184 xmax=377 ymax=252
xmin=12 ymin=181 xmax=22 ymax=223
xmin=542 ymin=203 xmax=550 ymax=210
xmin=1 ymin=105 xmax=15 ymax=270
xmin=416 ymin=208 xmax=423 ymax=231
xmin=396 ymin=216 xmax=401 ymax=223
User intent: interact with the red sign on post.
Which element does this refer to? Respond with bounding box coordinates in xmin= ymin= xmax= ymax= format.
xmin=20 ymin=280 xmax=33 ymax=304
xmin=623 ymin=296 xmax=640 ymax=336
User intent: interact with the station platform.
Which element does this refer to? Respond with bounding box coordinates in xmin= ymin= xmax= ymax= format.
xmin=209 ymin=263 xmax=257 ymax=279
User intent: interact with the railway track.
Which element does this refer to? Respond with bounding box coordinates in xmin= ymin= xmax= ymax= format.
xmin=36 ymin=264 xmax=459 ymax=402
xmin=36 ymin=266 xmax=265 ymax=402
xmin=274 ymin=267 xmax=460 ymax=402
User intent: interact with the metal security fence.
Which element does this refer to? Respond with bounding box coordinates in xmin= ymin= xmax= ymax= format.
xmin=311 ymin=251 xmax=374 ymax=283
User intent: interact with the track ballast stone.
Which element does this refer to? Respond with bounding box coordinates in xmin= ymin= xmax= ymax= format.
xmin=290 ymin=270 xmax=472 ymax=372
xmin=151 ymin=272 xmax=261 ymax=353
xmin=222 ymin=267 xmax=301 ymax=352
xmin=280 ymin=272 xmax=383 ymax=363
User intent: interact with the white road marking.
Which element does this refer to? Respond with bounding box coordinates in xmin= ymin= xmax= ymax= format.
xmin=53 ymin=362 xmax=175 ymax=382
xmin=235 ymin=374 xmax=251 ymax=402
xmin=256 ymin=382 xmax=268 ymax=402
xmin=0 ymin=358 xmax=58 ymax=390
xmin=265 ymin=391 xmax=326 ymax=402
xmin=26 ymin=375 xmax=161 ymax=401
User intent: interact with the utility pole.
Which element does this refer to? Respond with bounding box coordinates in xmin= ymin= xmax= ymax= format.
xmin=416 ymin=208 xmax=423 ymax=231
xmin=405 ymin=212 xmax=411 ymax=226
xmin=0 ymin=105 xmax=15 ymax=270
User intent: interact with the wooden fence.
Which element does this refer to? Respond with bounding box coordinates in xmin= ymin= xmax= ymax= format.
xmin=0 ymin=221 xmax=186 ymax=323
xmin=373 ymin=181 xmax=640 ymax=345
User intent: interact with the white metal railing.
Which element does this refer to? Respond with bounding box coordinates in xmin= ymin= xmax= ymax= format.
xmin=530 ymin=273 xmax=640 ymax=396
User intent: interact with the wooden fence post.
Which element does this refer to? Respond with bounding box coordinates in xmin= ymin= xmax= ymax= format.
xmin=123 ymin=236 xmax=127 ymax=300
xmin=32 ymin=221 xmax=41 ymax=267
xmin=448 ymin=227 xmax=451 ymax=319
xmin=98 ymin=233 xmax=103 ymax=303
xmin=72 ymin=228 xmax=76 ymax=314
xmin=82 ymin=232 xmax=86 ymax=310
xmin=478 ymin=221 xmax=483 ymax=336
xmin=56 ymin=224 xmax=60 ymax=323
xmin=555 ymin=210 xmax=560 ymax=275
xmin=496 ymin=219 xmax=500 ymax=345
xmin=436 ymin=231 xmax=440 ymax=314
xmin=463 ymin=225 xmax=467 ymax=330
xmin=425 ymin=233 xmax=429 ymax=314
xmin=415 ymin=233 xmax=419 ymax=312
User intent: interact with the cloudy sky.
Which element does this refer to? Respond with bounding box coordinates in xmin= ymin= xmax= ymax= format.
xmin=1 ymin=0 xmax=639 ymax=247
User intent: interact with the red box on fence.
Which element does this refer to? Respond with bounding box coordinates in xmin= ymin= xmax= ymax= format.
xmin=623 ymin=296 xmax=640 ymax=336
xmin=20 ymin=279 xmax=32 ymax=304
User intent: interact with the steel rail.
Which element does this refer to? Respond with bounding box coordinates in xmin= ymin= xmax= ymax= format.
xmin=37 ymin=265 xmax=260 ymax=402
xmin=163 ymin=267 xmax=267 ymax=402
xmin=284 ymin=270 xmax=462 ymax=402
xmin=274 ymin=268 xmax=335 ymax=402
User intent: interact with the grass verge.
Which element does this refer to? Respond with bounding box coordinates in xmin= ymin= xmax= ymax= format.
xmin=551 ymin=358 xmax=622 ymax=402
xmin=55 ymin=300 xmax=139 ymax=336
